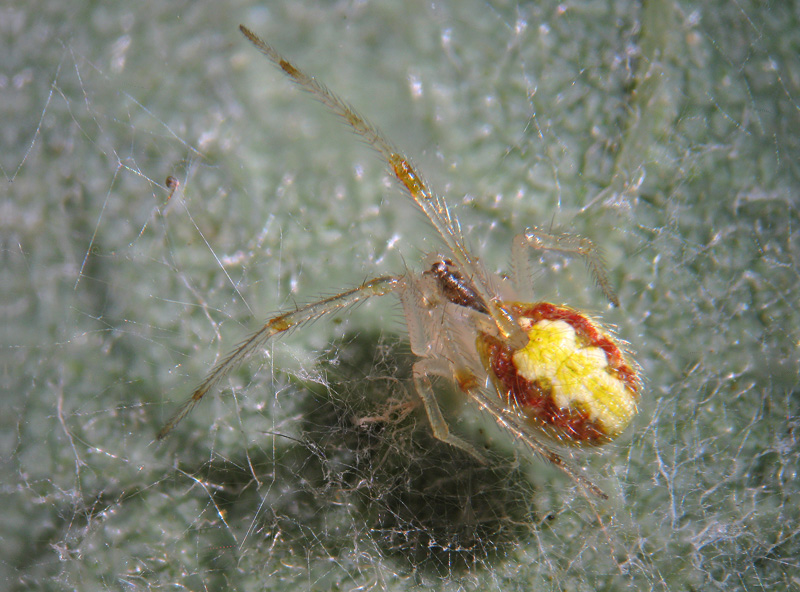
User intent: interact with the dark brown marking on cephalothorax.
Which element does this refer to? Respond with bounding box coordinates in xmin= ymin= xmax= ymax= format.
xmin=425 ymin=259 xmax=489 ymax=314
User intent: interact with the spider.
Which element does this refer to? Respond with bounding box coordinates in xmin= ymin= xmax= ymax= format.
xmin=157 ymin=25 xmax=641 ymax=500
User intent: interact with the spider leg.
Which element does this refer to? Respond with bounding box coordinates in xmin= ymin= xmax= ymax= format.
xmin=157 ymin=275 xmax=402 ymax=440
xmin=239 ymin=25 xmax=527 ymax=347
xmin=413 ymin=355 xmax=608 ymax=498
xmin=411 ymin=358 xmax=488 ymax=463
xmin=513 ymin=229 xmax=620 ymax=307
xmin=466 ymin=385 xmax=609 ymax=500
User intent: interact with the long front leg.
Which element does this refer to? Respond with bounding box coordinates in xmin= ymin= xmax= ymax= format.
xmin=157 ymin=275 xmax=402 ymax=440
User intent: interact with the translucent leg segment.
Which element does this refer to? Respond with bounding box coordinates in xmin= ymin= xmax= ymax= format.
xmin=513 ymin=229 xmax=620 ymax=307
xmin=466 ymin=386 xmax=609 ymax=499
xmin=412 ymin=358 xmax=487 ymax=463
xmin=157 ymin=275 xmax=401 ymax=440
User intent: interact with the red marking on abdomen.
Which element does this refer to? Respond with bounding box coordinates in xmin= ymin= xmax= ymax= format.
xmin=510 ymin=302 xmax=640 ymax=396
xmin=478 ymin=332 xmax=609 ymax=445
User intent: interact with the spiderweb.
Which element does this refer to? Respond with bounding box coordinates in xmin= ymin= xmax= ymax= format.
xmin=4 ymin=1 xmax=798 ymax=590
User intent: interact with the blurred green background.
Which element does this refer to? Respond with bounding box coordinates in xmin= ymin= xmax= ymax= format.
xmin=4 ymin=0 xmax=799 ymax=590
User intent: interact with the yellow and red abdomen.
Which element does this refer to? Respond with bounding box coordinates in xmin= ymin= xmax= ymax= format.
xmin=477 ymin=302 xmax=640 ymax=446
